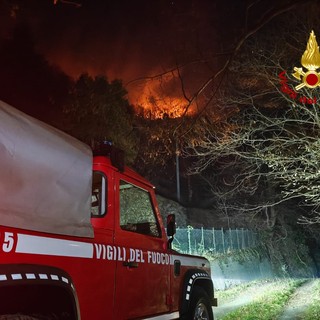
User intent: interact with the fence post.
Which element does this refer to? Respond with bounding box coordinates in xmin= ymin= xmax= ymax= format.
xmin=212 ymin=227 xmax=216 ymax=253
xmin=236 ymin=228 xmax=240 ymax=250
xmin=201 ymin=227 xmax=205 ymax=253
xmin=221 ymin=227 xmax=225 ymax=253
xmin=187 ymin=226 xmax=192 ymax=255
xmin=229 ymin=228 xmax=233 ymax=251
xmin=241 ymin=228 xmax=245 ymax=249
xmin=251 ymin=231 xmax=255 ymax=247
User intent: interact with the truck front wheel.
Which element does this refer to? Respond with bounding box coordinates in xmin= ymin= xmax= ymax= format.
xmin=187 ymin=286 xmax=213 ymax=320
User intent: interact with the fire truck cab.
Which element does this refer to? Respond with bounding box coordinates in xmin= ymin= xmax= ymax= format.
xmin=0 ymin=100 xmax=217 ymax=320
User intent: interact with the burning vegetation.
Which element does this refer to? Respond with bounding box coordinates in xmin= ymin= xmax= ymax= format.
xmin=128 ymin=72 xmax=196 ymax=120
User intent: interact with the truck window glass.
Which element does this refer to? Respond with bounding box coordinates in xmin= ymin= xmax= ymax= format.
xmin=119 ymin=180 xmax=161 ymax=237
xmin=91 ymin=172 xmax=107 ymax=217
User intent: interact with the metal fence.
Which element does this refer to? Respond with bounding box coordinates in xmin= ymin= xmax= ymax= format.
xmin=172 ymin=227 xmax=259 ymax=255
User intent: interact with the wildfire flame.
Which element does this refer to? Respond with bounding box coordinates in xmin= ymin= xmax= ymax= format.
xmin=129 ymin=73 xmax=195 ymax=119
xmin=301 ymin=30 xmax=320 ymax=71
xmin=136 ymin=94 xmax=190 ymax=119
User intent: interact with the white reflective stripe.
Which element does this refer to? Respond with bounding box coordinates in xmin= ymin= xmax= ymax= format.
xmin=16 ymin=234 xmax=93 ymax=258
xmin=61 ymin=277 xmax=69 ymax=284
xmin=143 ymin=311 xmax=180 ymax=320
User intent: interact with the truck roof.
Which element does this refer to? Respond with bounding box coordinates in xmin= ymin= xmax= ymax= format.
xmin=0 ymin=100 xmax=94 ymax=238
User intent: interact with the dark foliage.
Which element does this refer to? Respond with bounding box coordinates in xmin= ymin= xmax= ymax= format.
xmin=0 ymin=23 xmax=71 ymax=124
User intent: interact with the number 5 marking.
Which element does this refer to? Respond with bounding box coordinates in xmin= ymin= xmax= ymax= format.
xmin=3 ymin=232 xmax=14 ymax=252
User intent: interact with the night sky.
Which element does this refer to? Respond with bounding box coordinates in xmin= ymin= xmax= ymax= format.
xmin=7 ymin=1 xmax=229 ymax=79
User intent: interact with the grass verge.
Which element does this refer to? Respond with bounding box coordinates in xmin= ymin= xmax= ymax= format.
xmin=216 ymin=279 xmax=273 ymax=304
xmin=220 ymin=279 xmax=306 ymax=320
xmin=299 ymin=279 xmax=320 ymax=320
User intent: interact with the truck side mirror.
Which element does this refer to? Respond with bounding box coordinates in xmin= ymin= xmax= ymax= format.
xmin=167 ymin=214 xmax=176 ymax=236
xmin=167 ymin=214 xmax=176 ymax=249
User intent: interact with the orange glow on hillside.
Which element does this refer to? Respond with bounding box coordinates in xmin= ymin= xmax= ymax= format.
xmin=128 ymin=73 xmax=195 ymax=119
xmin=44 ymin=51 xmax=195 ymax=119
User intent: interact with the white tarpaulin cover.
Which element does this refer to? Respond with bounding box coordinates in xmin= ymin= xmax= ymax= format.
xmin=0 ymin=100 xmax=94 ymax=238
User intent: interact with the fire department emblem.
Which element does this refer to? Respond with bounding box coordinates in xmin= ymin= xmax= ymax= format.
xmin=292 ymin=30 xmax=320 ymax=90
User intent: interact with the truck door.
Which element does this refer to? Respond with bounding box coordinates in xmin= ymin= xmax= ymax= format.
xmin=114 ymin=176 xmax=170 ymax=319
xmin=90 ymin=170 xmax=117 ymax=318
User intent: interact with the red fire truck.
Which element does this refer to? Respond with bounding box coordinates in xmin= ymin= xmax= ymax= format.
xmin=0 ymin=101 xmax=217 ymax=319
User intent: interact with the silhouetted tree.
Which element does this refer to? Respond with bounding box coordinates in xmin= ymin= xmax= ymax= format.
xmin=184 ymin=9 xmax=320 ymax=226
xmin=64 ymin=73 xmax=138 ymax=163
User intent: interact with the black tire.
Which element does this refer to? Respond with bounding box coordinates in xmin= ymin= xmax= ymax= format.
xmin=187 ymin=286 xmax=214 ymax=320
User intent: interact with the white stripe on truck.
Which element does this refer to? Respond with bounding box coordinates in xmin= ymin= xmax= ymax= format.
xmin=16 ymin=234 xmax=93 ymax=258
xmin=14 ymin=234 xmax=209 ymax=270
xmin=144 ymin=311 xmax=180 ymax=319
